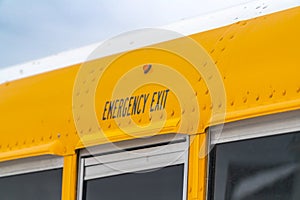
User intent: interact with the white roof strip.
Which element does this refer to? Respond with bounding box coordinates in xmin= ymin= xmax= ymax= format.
xmin=0 ymin=0 xmax=298 ymax=84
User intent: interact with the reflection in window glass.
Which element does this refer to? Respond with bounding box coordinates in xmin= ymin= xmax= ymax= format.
xmin=210 ymin=132 xmax=300 ymax=200
xmin=83 ymin=164 xmax=184 ymax=200
xmin=0 ymin=169 xmax=62 ymax=200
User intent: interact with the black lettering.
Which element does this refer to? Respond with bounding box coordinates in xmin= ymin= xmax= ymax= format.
xmin=123 ymin=97 xmax=129 ymax=117
xmin=150 ymin=92 xmax=157 ymax=112
xmin=107 ymin=101 xmax=115 ymax=119
xmin=102 ymin=101 xmax=109 ymax=120
xmin=112 ymin=99 xmax=119 ymax=118
xmin=142 ymin=93 xmax=150 ymax=113
xmin=117 ymin=99 xmax=124 ymax=118
xmin=127 ymin=96 xmax=134 ymax=116
xmin=155 ymin=90 xmax=163 ymax=110
xmin=163 ymin=89 xmax=170 ymax=109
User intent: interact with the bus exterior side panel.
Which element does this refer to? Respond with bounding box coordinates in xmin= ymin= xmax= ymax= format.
xmin=0 ymin=4 xmax=299 ymax=200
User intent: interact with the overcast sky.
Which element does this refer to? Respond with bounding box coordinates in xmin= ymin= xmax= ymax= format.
xmin=0 ymin=0 xmax=252 ymax=69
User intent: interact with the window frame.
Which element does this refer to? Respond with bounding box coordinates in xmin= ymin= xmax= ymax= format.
xmin=77 ymin=134 xmax=189 ymax=200
xmin=210 ymin=109 xmax=300 ymax=145
xmin=207 ymin=109 xmax=300 ymax=200
xmin=0 ymin=155 xmax=63 ymax=178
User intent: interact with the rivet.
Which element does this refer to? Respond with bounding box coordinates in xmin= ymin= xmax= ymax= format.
xmin=138 ymin=118 xmax=142 ymax=123
xmin=256 ymin=96 xmax=260 ymax=101
xmin=88 ymin=128 xmax=92 ymax=132
xmin=203 ymin=105 xmax=206 ymax=110
xmin=269 ymin=93 xmax=273 ymax=98
xmin=219 ymin=37 xmax=223 ymax=41
xmin=108 ymin=124 xmax=111 ymax=128
xmin=297 ymin=88 xmax=300 ymax=93
xmin=198 ymin=77 xmax=202 ymax=82
xmin=218 ymin=103 xmax=222 ymax=108
xmin=182 ymin=110 xmax=185 ymax=115
xmin=221 ymin=47 xmax=226 ymax=52
xmin=192 ymin=107 xmax=195 ymax=112
xmin=210 ymin=49 xmax=215 ymax=54
xmin=57 ymin=133 xmax=61 ymax=138
xmin=230 ymin=35 xmax=234 ymax=40
xmin=171 ymin=110 xmax=175 ymax=117
xmin=195 ymin=91 xmax=198 ymax=96
xmin=243 ymin=97 xmax=248 ymax=103
xmin=282 ymin=90 xmax=286 ymax=96
xmin=230 ymin=101 xmax=234 ymax=106
xmin=205 ymin=90 xmax=209 ymax=95
xmin=203 ymin=62 xmax=208 ymax=67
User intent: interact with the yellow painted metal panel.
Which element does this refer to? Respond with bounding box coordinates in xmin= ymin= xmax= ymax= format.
xmin=62 ymin=154 xmax=77 ymax=200
xmin=0 ymin=6 xmax=299 ymax=159
xmin=188 ymin=133 xmax=207 ymax=200
xmin=0 ymin=7 xmax=299 ymax=200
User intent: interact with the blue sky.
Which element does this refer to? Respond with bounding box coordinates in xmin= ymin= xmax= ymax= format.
xmin=0 ymin=0 xmax=251 ymax=68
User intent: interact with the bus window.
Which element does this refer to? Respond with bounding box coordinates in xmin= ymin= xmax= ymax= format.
xmin=84 ymin=164 xmax=184 ymax=200
xmin=208 ymin=110 xmax=300 ymax=200
xmin=209 ymin=131 xmax=300 ymax=200
xmin=0 ymin=155 xmax=63 ymax=200
xmin=77 ymin=134 xmax=189 ymax=200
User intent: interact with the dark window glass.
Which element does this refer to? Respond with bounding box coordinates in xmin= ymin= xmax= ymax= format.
xmin=0 ymin=169 xmax=62 ymax=200
xmin=83 ymin=164 xmax=184 ymax=200
xmin=210 ymin=132 xmax=300 ymax=200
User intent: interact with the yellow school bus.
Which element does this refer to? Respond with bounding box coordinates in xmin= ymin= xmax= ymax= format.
xmin=0 ymin=1 xmax=300 ymax=199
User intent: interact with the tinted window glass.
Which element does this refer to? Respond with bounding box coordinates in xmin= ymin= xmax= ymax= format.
xmin=210 ymin=132 xmax=300 ymax=200
xmin=0 ymin=169 xmax=62 ymax=200
xmin=84 ymin=164 xmax=184 ymax=200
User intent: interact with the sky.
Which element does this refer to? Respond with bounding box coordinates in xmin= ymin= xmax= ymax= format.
xmin=0 ymin=0 xmax=252 ymax=69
